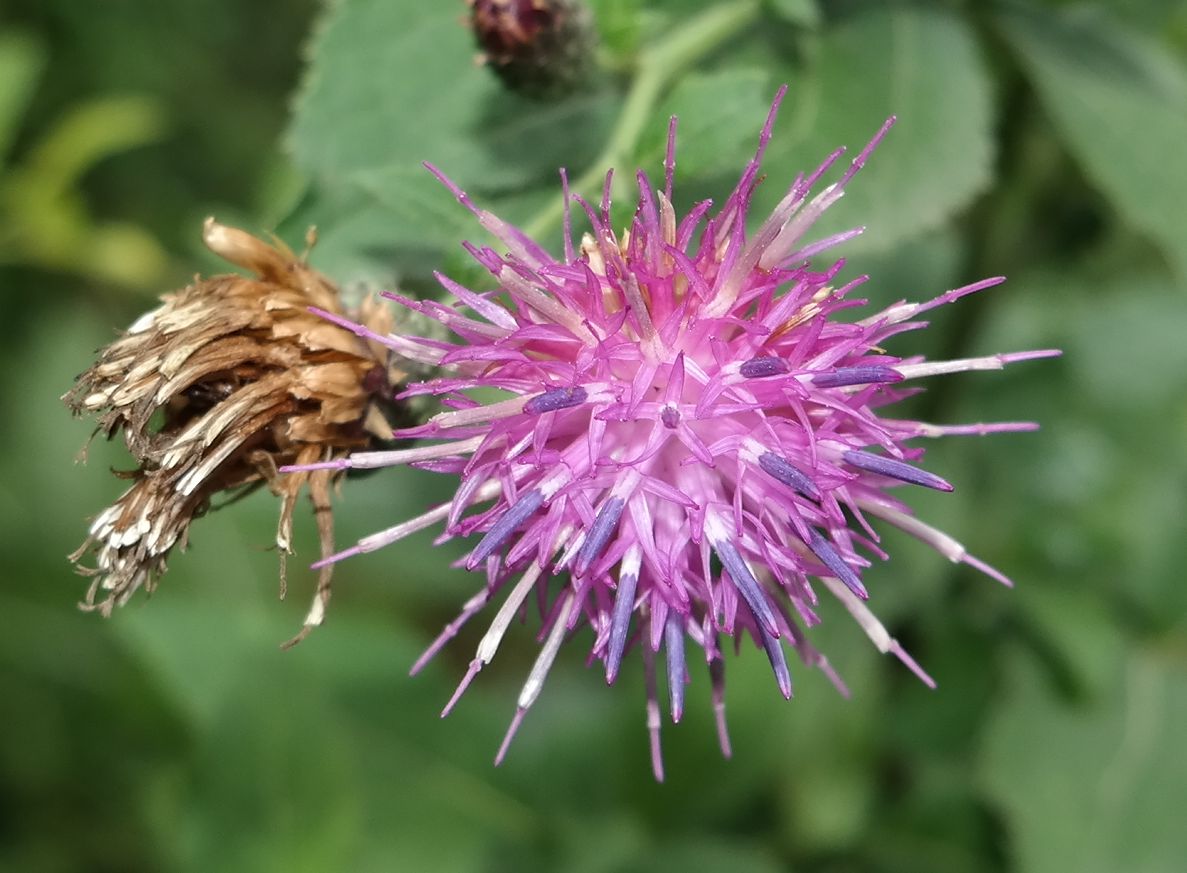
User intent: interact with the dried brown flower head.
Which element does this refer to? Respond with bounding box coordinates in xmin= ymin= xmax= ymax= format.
xmin=65 ymin=219 xmax=404 ymax=645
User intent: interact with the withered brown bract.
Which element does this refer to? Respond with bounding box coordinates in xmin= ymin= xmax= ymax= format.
xmin=65 ymin=219 xmax=403 ymax=646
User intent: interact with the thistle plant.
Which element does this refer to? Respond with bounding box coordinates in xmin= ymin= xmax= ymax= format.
xmin=282 ymin=88 xmax=1059 ymax=778
xmin=63 ymin=1 xmax=1066 ymax=782
xmin=42 ymin=0 xmax=1185 ymax=864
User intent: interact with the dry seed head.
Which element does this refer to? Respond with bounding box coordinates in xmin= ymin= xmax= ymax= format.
xmin=65 ymin=219 xmax=405 ymax=644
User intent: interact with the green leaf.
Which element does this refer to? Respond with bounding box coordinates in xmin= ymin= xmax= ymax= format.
xmin=1062 ymin=277 xmax=1187 ymax=412
xmin=967 ymin=267 xmax=1187 ymax=626
xmin=22 ymin=94 xmax=167 ymax=190
xmin=998 ymin=6 xmax=1187 ymax=280
xmin=289 ymin=0 xmax=614 ymax=193
xmin=1013 ymin=584 xmax=1128 ymax=699
xmin=980 ymin=647 xmax=1187 ymax=873
xmin=277 ymin=172 xmax=564 ymax=295
xmin=636 ymin=67 xmax=773 ymax=179
xmin=1089 ymin=0 xmax=1187 ymax=36
xmin=118 ymin=593 xmax=517 ymax=873
xmin=630 ymin=837 xmax=787 ymax=873
xmin=589 ymin=0 xmax=643 ymax=58
xmin=161 ymin=678 xmax=364 ymax=873
xmin=0 ymin=31 xmax=45 ymax=163
xmin=731 ymin=614 xmax=885 ymax=852
xmin=286 ymin=0 xmax=620 ymax=283
xmin=769 ymin=0 xmax=820 ymax=29
xmin=276 ymin=174 xmax=467 ymax=292
xmin=762 ymin=5 xmax=995 ymax=253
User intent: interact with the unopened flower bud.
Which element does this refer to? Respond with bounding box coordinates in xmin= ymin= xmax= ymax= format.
xmin=469 ymin=0 xmax=595 ymax=100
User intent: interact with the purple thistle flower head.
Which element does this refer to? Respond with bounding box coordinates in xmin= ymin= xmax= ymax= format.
xmin=285 ymin=87 xmax=1059 ymax=780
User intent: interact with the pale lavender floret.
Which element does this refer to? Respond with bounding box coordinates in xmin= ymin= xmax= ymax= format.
xmin=740 ymin=356 xmax=791 ymax=379
xmin=758 ymin=624 xmax=793 ymax=700
xmin=284 ymin=88 xmax=1059 ymax=777
xmin=306 ymin=305 xmax=406 ymax=351
xmin=713 ymin=536 xmax=781 ymax=639
xmin=574 ymin=496 xmax=625 ymax=576
xmin=409 ymin=588 xmax=489 ymax=677
xmin=605 ymin=566 xmax=639 ymax=683
xmin=664 ymin=613 xmax=686 ymax=722
xmin=806 ymin=529 xmax=868 ymax=599
xmin=709 ymin=655 xmax=732 ymax=758
xmin=842 ymin=449 xmax=954 ymax=491
xmin=524 ymin=385 xmax=588 ymax=415
xmin=758 ymin=451 xmax=822 ymax=501
xmin=812 ymin=365 xmax=904 ymax=389
xmin=467 ymin=489 xmax=545 ymax=568
xmin=642 ymin=643 xmax=664 ymax=782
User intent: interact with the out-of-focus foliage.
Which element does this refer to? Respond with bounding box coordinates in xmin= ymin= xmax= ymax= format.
xmin=0 ymin=31 xmax=169 ymax=287
xmin=2 ymin=0 xmax=1185 ymax=871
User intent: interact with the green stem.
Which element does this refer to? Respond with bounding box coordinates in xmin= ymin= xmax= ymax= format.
xmin=522 ymin=0 xmax=762 ymax=241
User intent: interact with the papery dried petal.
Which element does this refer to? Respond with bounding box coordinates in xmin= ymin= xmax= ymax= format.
xmin=66 ymin=220 xmax=405 ymax=640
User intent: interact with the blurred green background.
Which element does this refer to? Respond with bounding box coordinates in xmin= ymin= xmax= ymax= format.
xmin=3 ymin=0 xmax=1186 ymax=871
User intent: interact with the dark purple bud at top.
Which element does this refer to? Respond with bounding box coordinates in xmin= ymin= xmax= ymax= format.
xmin=740 ymin=356 xmax=790 ymax=379
xmin=758 ymin=451 xmax=821 ymax=500
xmin=469 ymin=0 xmax=595 ymax=100
xmin=811 ymin=365 xmax=904 ymax=389
xmin=806 ymin=529 xmax=867 ymax=599
xmin=467 ymin=488 xmax=545 ymax=568
xmin=524 ymin=385 xmax=587 ymax=415
xmin=605 ymin=568 xmax=638 ymax=683
xmin=714 ymin=538 xmax=780 ymax=638
xmin=574 ymin=496 xmax=624 ymax=576
xmin=842 ymin=450 xmax=953 ymax=491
